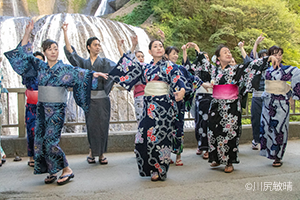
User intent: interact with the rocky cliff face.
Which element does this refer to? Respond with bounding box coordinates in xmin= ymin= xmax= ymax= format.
xmin=0 ymin=0 xmax=130 ymax=17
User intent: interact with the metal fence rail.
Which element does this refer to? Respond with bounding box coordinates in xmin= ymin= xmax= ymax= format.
xmin=2 ymin=87 xmax=300 ymax=138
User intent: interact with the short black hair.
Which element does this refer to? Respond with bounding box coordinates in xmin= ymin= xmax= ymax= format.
xmin=86 ymin=37 xmax=100 ymax=54
xmin=268 ymin=45 xmax=283 ymax=56
xmin=215 ymin=44 xmax=229 ymax=61
xmin=165 ymin=46 xmax=179 ymax=56
xmin=41 ymin=39 xmax=58 ymax=52
xmin=258 ymin=49 xmax=267 ymax=58
xmin=148 ymin=40 xmax=164 ymax=50
xmin=33 ymin=51 xmax=45 ymax=61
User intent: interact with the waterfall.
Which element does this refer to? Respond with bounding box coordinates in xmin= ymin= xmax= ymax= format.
xmin=94 ymin=0 xmax=115 ymax=16
xmin=0 ymin=13 xmax=152 ymax=135
xmin=11 ymin=0 xmax=19 ymax=17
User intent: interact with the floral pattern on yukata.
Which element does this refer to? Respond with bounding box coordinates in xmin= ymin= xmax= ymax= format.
xmin=189 ymin=52 xmax=269 ymax=165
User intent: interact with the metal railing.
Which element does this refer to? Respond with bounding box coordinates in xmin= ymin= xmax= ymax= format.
xmin=1 ymin=87 xmax=300 ymax=138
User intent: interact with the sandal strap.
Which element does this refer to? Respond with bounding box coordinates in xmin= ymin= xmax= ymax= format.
xmin=59 ymin=173 xmax=74 ymax=179
xmin=46 ymin=175 xmax=57 ymax=179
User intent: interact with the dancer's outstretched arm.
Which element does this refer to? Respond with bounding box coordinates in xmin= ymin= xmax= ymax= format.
xmin=21 ymin=20 xmax=34 ymax=46
xmin=62 ymin=22 xmax=73 ymax=53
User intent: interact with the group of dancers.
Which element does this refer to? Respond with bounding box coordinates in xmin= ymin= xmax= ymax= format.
xmin=1 ymin=19 xmax=299 ymax=184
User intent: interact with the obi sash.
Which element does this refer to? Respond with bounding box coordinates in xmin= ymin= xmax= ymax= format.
xmin=134 ymin=84 xmax=145 ymax=98
xmin=144 ymin=81 xmax=169 ymax=96
xmin=91 ymin=90 xmax=107 ymax=99
xmin=25 ymin=89 xmax=38 ymax=104
xmin=38 ymin=86 xmax=68 ymax=103
xmin=265 ymin=80 xmax=291 ymax=95
xmin=212 ymin=84 xmax=239 ymax=100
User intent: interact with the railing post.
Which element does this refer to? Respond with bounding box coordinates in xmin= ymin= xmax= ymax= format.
xmin=17 ymin=91 xmax=26 ymax=138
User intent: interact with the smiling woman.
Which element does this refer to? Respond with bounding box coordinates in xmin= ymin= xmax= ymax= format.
xmin=188 ymin=43 xmax=279 ymax=173
xmin=4 ymin=20 xmax=108 ymax=185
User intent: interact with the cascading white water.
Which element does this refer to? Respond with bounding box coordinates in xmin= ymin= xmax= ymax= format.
xmin=11 ymin=0 xmax=19 ymax=17
xmin=0 ymin=13 xmax=152 ymax=135
xmin=94 ymin=0 xmax=115 ymax=16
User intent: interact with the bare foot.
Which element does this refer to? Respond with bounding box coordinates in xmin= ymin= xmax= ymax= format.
xmin=57 ymin=167 xmax=74 ymax=184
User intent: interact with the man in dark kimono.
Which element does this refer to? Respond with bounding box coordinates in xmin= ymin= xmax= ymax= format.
xmin=62 ymin=23 xmax=115 ymax=164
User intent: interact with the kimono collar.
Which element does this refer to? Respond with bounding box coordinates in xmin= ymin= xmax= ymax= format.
xmin=47 ymin=60 xmax=63 ymax=69
xmin=150 ymin=58 xmax=164 ymax=66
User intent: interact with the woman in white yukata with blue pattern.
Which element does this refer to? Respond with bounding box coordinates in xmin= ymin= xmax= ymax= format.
xmin=260 ymin=45 xmax=300 ymax=167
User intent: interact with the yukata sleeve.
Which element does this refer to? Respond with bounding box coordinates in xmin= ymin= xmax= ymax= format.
xmin=63 ymin=45 xmax=85 ymax=68
xmin=62 ymin=64 xmax=95 ymax=112
xmin=242 ymin=56 xmax=269 ymax=94
xmin=4 ymin=42 xmax=41 ymax=76
xmin=109 ymin=54 xmax=145 ymax=91
xmin=243 ymin=55 xmax=253 ymax=65
xmin=103 ymin=58 xmax=117 ymax=95
xmin=125 ymin=50 xmax=136 ymax=60
xmin=188 ymin=51 xmax=214 ymax=81
xmin=183 ymin=70 xmax=202 ymax=112
xmin=287 ymin=66 xmax=300 ymax=100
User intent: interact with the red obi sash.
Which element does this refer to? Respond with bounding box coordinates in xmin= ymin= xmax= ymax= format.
xmin=134 ymin=84 xmax=145 ymax=98
xmin=25 ymin=89 xmax=38 ymax=104
xmin=212 ymin=84 xmax=238 ymax=100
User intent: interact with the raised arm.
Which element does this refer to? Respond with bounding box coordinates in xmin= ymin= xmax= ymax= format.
xmin=62 ymin=22 xmax=85 ymax=67
xmin=181 ymin=44 xmax=187 ymax=64
xmin=62 ymin=22 xmax=73 ymax=53
xmin=238 ymin=41 xmax=247 ymax=59
xmin=5 ymin=21 xmax=42 ymax=76
xmin=157 ymin=29 xmax=165 ymax=43
xmin=186 ymin=42 xmax=200 ymax=53
xmin=21 ymin=20 xmax=34 ymax=46
xmin=130 ymin=35 xmax=138 ymax=54
xmin=253 ymin=34 xmax=265 ymax=59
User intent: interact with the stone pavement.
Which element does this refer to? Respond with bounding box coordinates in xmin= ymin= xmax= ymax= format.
xmin=1 ymin=140 xmax=300 ymax=200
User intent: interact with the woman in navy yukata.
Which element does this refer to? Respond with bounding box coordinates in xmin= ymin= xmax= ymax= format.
xmin=163 ymin=46 xmax=201 ymax=166
xmin=188 ymin=44 xmax=279 ymax=173
xmin=109 ymin=40 xmax=209 ymax=181
xmin=4 ymin=21 xmax=107 ymax=185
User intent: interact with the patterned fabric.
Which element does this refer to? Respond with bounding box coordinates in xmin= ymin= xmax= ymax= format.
xmin=173 ymin=65 xmax=202 ymax=155
xmin=184 ymin=55 xmax=212 ymax=151
xmin=109 ymin=54 xmax=189 ymax=180
xmin=190 ymin=52 xmax=270 ymax=165
xmin=260 ymin=65 xmax=300 ymax=160
xmin=195 ymin=93 xmax=212 ymax=151
xmin=26 ymin=104 xmax=37 ymax=157
xmin=10 ymin=42 xmax=39 ymax=157
xmin=5 ymin=43 xmax=96 ymax=174
xmin=134 ymin=95 xmax=144 ymax=123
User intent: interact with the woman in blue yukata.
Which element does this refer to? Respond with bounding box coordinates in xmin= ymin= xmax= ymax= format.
xmin=188 ymin=44 xmax=279 ymax=173
xmin=109 ymin=40 xmax=209 ymax=181
xmin=260 ymin=45 xmax=300 ymax=167
xmin=4 ymin=21 xmax=107 ymax=185
xmin=164 ymin=46 xmax=200 ymax=166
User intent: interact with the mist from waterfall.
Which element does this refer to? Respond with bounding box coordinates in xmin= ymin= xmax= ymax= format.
xmin=0 ymin=13 xmax=152 ymax=135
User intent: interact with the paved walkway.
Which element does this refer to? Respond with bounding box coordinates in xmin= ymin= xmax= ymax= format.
xmin=1 ymin=140 xmax=300 ymax=200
